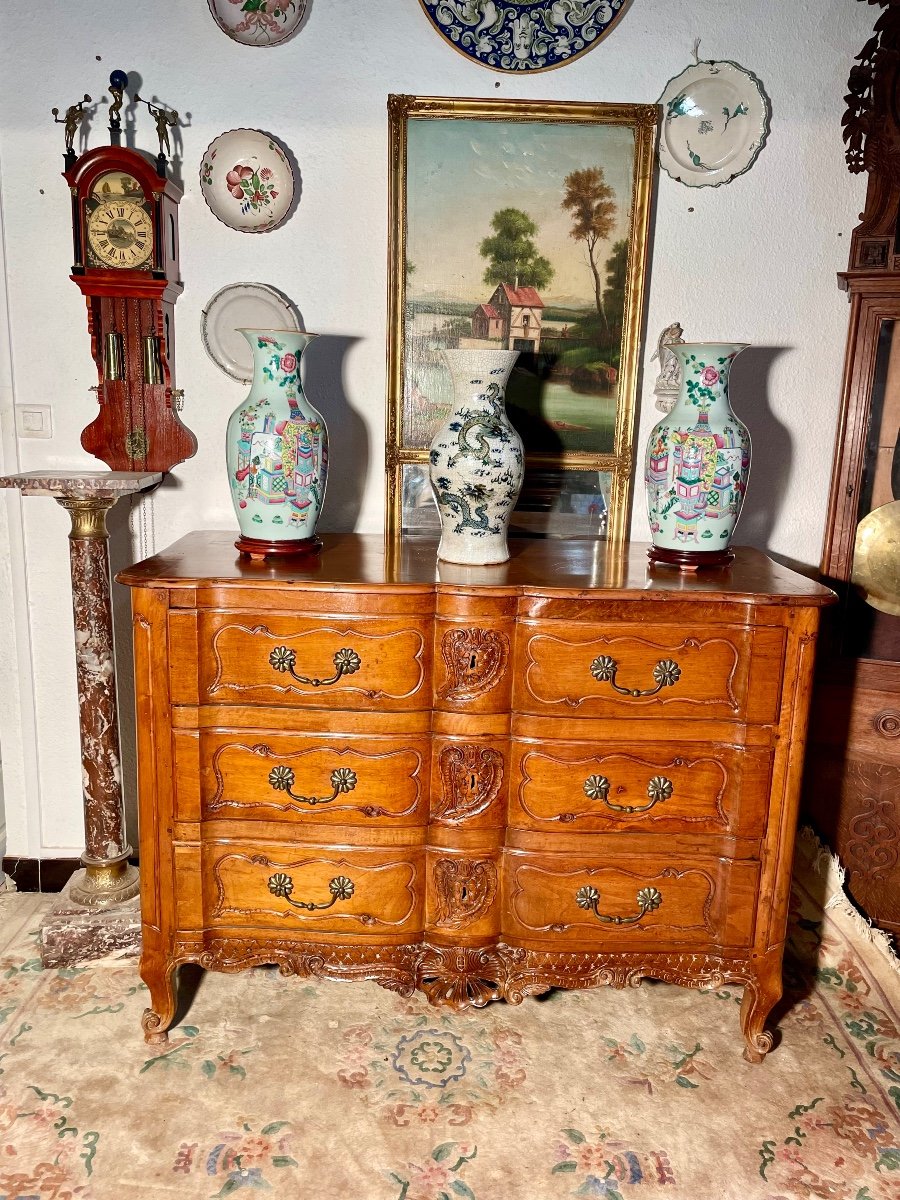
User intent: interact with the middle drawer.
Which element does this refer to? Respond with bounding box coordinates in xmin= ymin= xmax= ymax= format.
xmin=508 ymin=739 xmax=772 ymax=837
xmin=175 ymin=729 xmax=431 ymax=826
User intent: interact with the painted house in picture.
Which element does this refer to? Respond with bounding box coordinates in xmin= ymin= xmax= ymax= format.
xmin=472 ymin=283 xmax=544 ymax=353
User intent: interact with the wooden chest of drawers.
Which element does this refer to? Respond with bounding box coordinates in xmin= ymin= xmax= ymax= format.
xmin=118 ymin=532 xmax=833 ymax=1061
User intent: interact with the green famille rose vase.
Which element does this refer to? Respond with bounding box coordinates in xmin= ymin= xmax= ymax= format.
xmin=226 ymin=329 xmax=327 ymax=558
xmin=644 ymin=342 xmax=751 ymax=567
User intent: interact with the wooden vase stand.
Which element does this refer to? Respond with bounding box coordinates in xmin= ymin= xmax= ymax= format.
xmin=235 ymin=534 xmax=323 ymax=561
xmin=648 ymin=545 xmax=735 ymax=570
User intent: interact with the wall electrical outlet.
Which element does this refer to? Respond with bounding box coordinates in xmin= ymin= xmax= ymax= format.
xmin=15 ymin=404 xmax=53 ymax=439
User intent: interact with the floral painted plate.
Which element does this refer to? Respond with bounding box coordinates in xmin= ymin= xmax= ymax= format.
xmin=657 ymin=60 xmax=771 ymax=187
xmin=199 ymin=129 xmax=294 ymax=233
xmin=206 ymin=0 xmax=307 ymax=46
xmin=201 ymin=283 xmax=302 ymax=383
xmin=417 ymin=0 xmax=631 ymax=73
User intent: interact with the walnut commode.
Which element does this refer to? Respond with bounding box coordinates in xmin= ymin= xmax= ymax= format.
xmin=119 ymin=533 xmax=833 ymax=1061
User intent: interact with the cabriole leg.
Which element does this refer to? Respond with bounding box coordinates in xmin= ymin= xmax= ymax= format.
xmin=740 ymin=956 xmax=782 ymax=1063
xmin=140 ymin=958 xmax=178 ymax=1045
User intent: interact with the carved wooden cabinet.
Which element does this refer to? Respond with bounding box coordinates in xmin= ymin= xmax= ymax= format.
xmin=118 ymin=533 xmax=833 ymax=1061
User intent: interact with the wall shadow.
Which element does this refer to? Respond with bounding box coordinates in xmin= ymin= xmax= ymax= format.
xmin=304 ymin=335 xmax=367 ymax=532
xmin=729 ymin=345 xmax=793 ymax=553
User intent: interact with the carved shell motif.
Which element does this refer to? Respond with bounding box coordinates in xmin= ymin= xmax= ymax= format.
xmin=438 ymin=627 xmax=509 ymax=701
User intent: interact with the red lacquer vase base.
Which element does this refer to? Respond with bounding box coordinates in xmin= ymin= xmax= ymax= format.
xmin=648 ymin=544 xmax=735 ymax=570
xmin=235 ymin=535 xmax=322 ymax=561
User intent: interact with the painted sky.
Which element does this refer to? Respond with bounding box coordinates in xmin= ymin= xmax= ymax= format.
xmin=406 ymin=117 xmax=636 ymax=308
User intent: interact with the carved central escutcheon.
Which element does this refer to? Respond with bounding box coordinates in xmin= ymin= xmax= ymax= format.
xmin=432 ymin=859 xmax=498 ymax=929
xmin=438 ymin=627 xmax=509 ymax=701
xmin=435 ymin=744 xmax=504 ymax=820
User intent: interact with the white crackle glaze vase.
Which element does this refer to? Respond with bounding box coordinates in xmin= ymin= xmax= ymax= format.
xmin=644 ymin=342 xmax=751 ymax=566
xmin=429 ymin=348 xmax=523 ymax=565
xmin=225 ymin=329 xmax=327 ymax=547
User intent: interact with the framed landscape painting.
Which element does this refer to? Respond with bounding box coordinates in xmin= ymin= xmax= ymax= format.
xmin=386 ymin=94 xmax=658 ymax=546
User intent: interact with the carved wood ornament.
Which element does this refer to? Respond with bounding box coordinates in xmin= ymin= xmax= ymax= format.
xmin=438 ymin=627 xmax=509 ymax=700
xmin=435 ymin=744 xmax=504 ymax=820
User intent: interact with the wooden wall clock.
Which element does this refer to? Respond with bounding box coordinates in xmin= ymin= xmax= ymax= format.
xmin=57 ymin=73 xmax=196 ymax=472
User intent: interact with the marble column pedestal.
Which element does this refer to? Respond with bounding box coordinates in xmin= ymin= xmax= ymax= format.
xmin=0 ymin=470 xmax=161 ymax=965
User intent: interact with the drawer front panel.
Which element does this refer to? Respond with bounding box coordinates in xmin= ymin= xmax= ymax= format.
xmin=516 ymin=623 xmax=783 ymax=723
xmin=179 ymin=732 xmax=429 ymax=825
xmin=180 ymin=614 xmax=430 ymax=709
xmin=204 ymin=842 xmax=423 ymax=934
xmin=502 ymin=852 xmax=758 ymax=949
xmin=509 ymin=741 xmax=771 ymax=836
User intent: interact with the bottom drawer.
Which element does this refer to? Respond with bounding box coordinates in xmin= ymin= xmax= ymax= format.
xmin=201 ymin=840 xmax=424 ymax=935
xmin=502 ymin=851 xmax=759 ymax=950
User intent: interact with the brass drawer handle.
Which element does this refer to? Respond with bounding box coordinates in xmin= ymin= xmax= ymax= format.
xmin=589 ymin=655 xmax=681 ymax=698
xmin=583 ymin=773 xmax=674 ymax=814
xmin=268 ymin=765 xmax=358 ymax=807
xmin=575 ymin=885 xmax=662 ymax=926
xmin=268 ymin=646 xmax=362 ymax=687
xmin=267 ymin=873 xmax=355 ymax=911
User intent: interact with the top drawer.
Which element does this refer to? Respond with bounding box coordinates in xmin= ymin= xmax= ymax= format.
xmin=170 ymin=612 xmax=431 ymax=710
xmin=514 ymin=621 xmax=785 ymax=723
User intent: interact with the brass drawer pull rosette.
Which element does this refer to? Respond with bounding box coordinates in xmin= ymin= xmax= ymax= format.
xmin=267 ymin=872 xmax=355 ymax=912
xmin=575 ymin=884 xmax=662 ymax=926
xmin=582 ymin=773 xmax=674 ymax=814
xmin=268 ymin=645 xmax=362 ymax=687
xmin=589 ymin=655 xmax=681 ymax=698
xmin=268 ymin=765 xmax=358 ymax=807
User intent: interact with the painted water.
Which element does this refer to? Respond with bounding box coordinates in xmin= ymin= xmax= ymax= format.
xmin=403 ymin=357 xmax=617 ymax=454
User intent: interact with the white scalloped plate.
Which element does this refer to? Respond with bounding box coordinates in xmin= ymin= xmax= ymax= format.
xmin=657 ymin=60 xmax=771 ymax=187
xmin=201 ymin=283 xmax=301 ymax=383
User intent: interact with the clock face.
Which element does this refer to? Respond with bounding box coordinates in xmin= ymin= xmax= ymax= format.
xmin=86 ymin=182 xmax=154 ymax=269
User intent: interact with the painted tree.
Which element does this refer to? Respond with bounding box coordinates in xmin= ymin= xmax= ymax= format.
xmin=561 ymin=167 xmax=617 ymax=331
xmin=602 ymin=239 xmax=629 ymax=336
xmin=479 ymin=208 xmax=554 ymax=291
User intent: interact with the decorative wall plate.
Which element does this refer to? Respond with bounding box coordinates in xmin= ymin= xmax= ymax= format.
xmin=206 ymin=0 xmax=307 ymax=46
xmin=201 ymin=283 xmax=301 ymax=383
xmin=657 ymin=60 xmax=771 ymax=187
xmin=418 ymin=0 xmax=631 ymax=73
xmin=200 ymin=129 xmax=294 ymax=233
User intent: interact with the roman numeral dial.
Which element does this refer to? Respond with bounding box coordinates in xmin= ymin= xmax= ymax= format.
xmin=87 ymin=198 xmax=153 ymax=268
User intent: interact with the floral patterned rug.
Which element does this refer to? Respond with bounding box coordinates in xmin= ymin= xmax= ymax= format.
xmin=1 ymin=834 xmax=898 ymax=1200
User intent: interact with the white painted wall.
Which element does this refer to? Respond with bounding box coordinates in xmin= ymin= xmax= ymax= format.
xmin=0 ymin=0 xmax=873 ymax=856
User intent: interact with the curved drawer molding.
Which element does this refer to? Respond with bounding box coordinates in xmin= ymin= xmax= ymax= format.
xmin=520 ymin=627 xmax=751 ymax=718
xmin=205 ymin=740 xmax=425 ymax=822
xmin=208 ymin=848 xmax=421 ymax=932
xmin=503 ymin=854 xmax=759 ymax=948
xmin=511 ymin=743 xmax=771 ymax=834
xmin=201 ymin=619 xmax=427 ymax=707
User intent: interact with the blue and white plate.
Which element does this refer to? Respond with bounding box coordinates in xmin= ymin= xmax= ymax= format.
xmin=657 ymin=60 xmax=771 ymax=188
xmin=418 ymin=1 xmax=630 ymax=73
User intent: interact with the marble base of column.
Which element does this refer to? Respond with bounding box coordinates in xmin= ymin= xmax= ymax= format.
xmin=40 ymin=872 xmax=142 ymax=968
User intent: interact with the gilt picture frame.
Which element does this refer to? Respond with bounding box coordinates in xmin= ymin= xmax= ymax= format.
xmin=386 ymin=94 xmax=658 ymax=547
